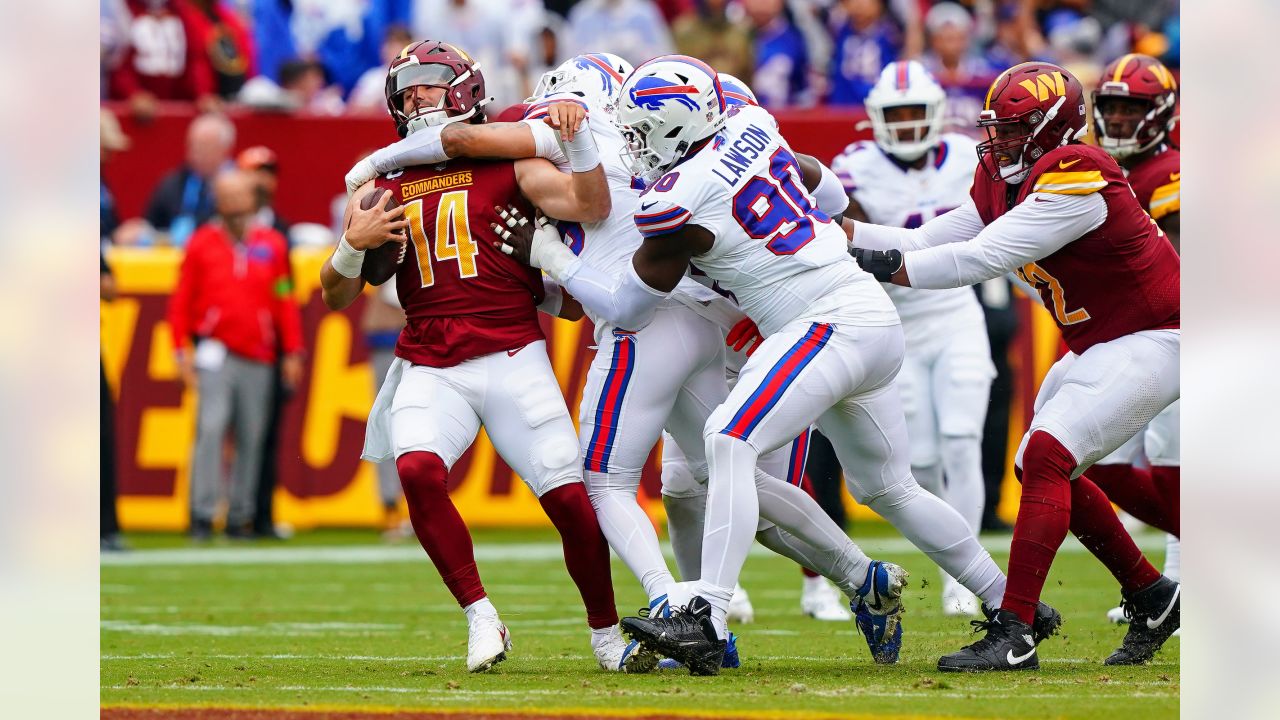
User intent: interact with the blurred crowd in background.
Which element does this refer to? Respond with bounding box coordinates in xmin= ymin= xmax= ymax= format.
xmin=100 ymin=0 xmax=1179 ymax=548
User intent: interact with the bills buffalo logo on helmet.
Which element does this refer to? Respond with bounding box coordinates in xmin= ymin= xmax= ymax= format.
xmin=573 ymin=54 xmax=625 ymax=95
xmin=629 ymin=76 xmax=702 ymax=112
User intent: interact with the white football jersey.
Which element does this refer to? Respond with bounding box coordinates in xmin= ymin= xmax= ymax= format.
xmin=633 ymin=104 xmax=898 ymax=336
xmin=831 ymin=133 xmax=984 ymax=333
xmin=525 ymin=93 xmax=716 ymax=329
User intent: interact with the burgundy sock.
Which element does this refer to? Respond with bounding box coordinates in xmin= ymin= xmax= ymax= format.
xmin=1069 ymin=475 xmax=1162 ymax=593
xmin=397 ymin=451 xmax=486 ymax=607
xmin=1151 ymin=466 xmax=1180 ymax=537
xmin=1086 ymin=464 xmax=1173 ymax=533
xmin=1004 ymin=431 xmax=1074 ymax=625
xmin=539 ymin=483 xmax=619 ymax=629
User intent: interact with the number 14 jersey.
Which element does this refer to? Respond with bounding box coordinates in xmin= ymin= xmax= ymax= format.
xmin=376 ymin=159 xmax=545 ymax=368
xmin=634 ymin=104 xmax=898 ymax=336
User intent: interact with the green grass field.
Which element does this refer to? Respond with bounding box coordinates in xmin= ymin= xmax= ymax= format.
xmin=101 ymin=526 xmax=1178 ymax=719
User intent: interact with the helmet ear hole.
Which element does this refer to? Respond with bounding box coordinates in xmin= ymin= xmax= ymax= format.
xmin=663 ymin=126 xmax=683 ymax=139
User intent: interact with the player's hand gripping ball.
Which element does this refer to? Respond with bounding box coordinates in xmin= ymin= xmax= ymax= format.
xmin=354 ymin=188 xmax=408 ymax=285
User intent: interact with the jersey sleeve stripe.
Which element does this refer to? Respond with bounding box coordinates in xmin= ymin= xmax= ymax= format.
xmin=635 ymin=205 xmax=688 ymax=223
xmin=836 ymin=169 xmax=856 ymax=192
xmin=637 ymin=210 xmax=692 ymax=237
xmin=1148 ymin=180 xmax=1181 ymax=219
xmin=1034 ymin=170 xmax=1106 ymax=195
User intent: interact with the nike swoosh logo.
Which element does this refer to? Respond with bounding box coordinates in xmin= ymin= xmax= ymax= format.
xmin=1033 ymin=197 xmax=1054 ymax=202
xmin=1146 ymin=585 xmax=1180 ymax=629
xmin=507 ymin=345 xmax=526 ymax=357
xmin=1170 ymin=173 xmax=1180 ymax=181
xmin=640 ymin=201 xmax=658 ymax=210
xmin=1007 ymin=647 xmax=1036 ymax=665
xmin=1058 ymin=158 xmax=1082 ymax=169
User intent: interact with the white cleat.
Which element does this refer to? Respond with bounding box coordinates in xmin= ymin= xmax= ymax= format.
xmin=466 ymin=612 xmax=512 ymax=672
xmin=593 ymin=625 xmax=658 ymax=673
xmin=727 ymin=583 xmax=755 ymax=624
xmin=940 ymin=577 xmax=981 ymax=617
xmin=800 ymin=577 xmax=852 ymax=621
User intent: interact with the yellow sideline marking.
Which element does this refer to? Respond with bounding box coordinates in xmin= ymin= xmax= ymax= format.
xmin=101 ymin=701 xmax=971 ymax=720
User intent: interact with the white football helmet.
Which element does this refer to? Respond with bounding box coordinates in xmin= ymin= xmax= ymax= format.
xmin=530 ymin=52 xmax=634 ymax=109
xmin=717 ymin=72 xmax=759 ymax=108
xmin=613 ymin=55 xmax=727 ymax=183
xmin=865 ymin=61 xmax=947 ymax=161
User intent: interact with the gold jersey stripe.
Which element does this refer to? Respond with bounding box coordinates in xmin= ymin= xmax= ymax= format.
xmin=1035 ymin=170 xmax=1105 ymax=187
xmin=1148 ymin=180 xmax=1181 ymax=219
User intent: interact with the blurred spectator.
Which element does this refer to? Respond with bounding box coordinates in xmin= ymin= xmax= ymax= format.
xmin=109 ymin=0 xmax=223 ymax=119
xmin=673 ymin=0 xmax=754 ymax=83
xmin=182 ymin=0 xmax=257 ymax=101
xmin=102 ymin=0 xmax=133 ymax=97
xmin=921 ymin=3 xmax=996 ymax=134
xmin=349 ymin=25 xmax=414 ymax=111
xmin=566 ymin=0 xmax=675 ymax=67
xmin=281 ymin=59 xmax=348 ymax=114
xmin=523 ymin=14 xmax=569 ymax=101
xmin=744 ymin=0 xmax=812 ymax=108
xmin=1042 ymin=9 xmax=1103 ymax=90
xmin=826 ymin=0 xmax=901 ymax=106
xmin=237 ymin=146 xmax=291 ymax=240
xmin=168 ymin=170 xmax=304 ymax=541
xmin=653 ymin=0 xmax=696 ymax=24
xmin=252 ymin=0 xmax=408 ymax=96
xmin=361 ymin=280 xmax=412 ymax=541
xmin=129 ymin=113 xmax=235 ymax=247
xmin=101 ymin=109 xmax=130 ymax=552
xmin=976 ymin=277 xmax=1019 ymax=533
xmin=408 ymin=0 xmax=541 ymax=108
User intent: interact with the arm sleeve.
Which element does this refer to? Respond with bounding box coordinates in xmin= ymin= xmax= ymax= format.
xmin=521 ymin=119 xmax=570 ymax=167
xmin=368 ymin=124 xmax=450 ymax=173
xmin=903 ymin=192 xmax=1108 ymax=289
xmin=853 ymin=199 xmax=987 ymax=252
xmin=536 ymin=276 xmax=564 ymax=316
xmin=811 ymin=163 xmax=850 ymax=218
xmin=556 ymin=258 xmax=669 ymax=331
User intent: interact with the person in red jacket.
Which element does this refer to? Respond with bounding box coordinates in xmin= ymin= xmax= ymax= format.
xmin=168 ymin=169 xmax=303 ymax=540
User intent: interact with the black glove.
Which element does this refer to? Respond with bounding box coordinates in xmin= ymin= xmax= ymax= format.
xmin=851 ymin=247 xmax=903 ymax=283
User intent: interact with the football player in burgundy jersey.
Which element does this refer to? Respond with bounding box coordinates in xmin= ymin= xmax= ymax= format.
xmin=1089 ymin=53 xmax=1182 ymax=625
xmin=850 ymin=61 xmax=1180 ymax=671
xmin=318 ymin=40 xmax=657 ymax=675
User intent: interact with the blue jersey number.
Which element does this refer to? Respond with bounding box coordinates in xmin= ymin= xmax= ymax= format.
xmin=731 ymin=148 xmax=822 ymax=255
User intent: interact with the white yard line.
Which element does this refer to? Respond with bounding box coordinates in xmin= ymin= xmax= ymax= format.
xmin=102 ymin=534 xmax=1168 ymax=568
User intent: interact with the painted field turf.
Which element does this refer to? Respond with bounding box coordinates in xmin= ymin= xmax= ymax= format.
xmin=102 ymin=527 xmax=1178 ymax=719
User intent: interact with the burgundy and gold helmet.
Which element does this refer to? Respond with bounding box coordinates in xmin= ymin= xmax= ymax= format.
xmin=976 ymin=62 xmax=1088 ymax=183
xmin=385 ymin=40 xmax=491 ymax=138
xmin=1093 ymin=53 xmax=1179 ymax=159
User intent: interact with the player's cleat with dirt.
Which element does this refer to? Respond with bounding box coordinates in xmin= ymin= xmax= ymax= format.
xmin=977 ymin=601 xmax=1062 ymax=646
xmin=593 ymin=624 xmax=659 ymax=673
xmin=1105 ymin=575 xmax=1180 ymax=665
xmin=938 ymin=607 xmax=1040 ymax=672
xmin=466 ymin=612 xmax=512 ymax=672
xmin=622 ymin=595 xmax=725 ymax=676
xmin=851 ymin=560 xmax=908 ymax=663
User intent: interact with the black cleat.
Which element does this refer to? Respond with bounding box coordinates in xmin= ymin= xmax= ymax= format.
xmin=938 ymin=608 xmax=1040 ymax=672
xmin=981 ymin=601 xmax=1063 ymax=645
xmin=1105 ymin=575 xmax=1180 ymax=665
xmin=621 ymin=595 xmax=725 ymax=676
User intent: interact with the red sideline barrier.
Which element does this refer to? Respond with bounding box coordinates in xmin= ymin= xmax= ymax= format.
xmin=101 ymin=103 xmax=870 ymax=227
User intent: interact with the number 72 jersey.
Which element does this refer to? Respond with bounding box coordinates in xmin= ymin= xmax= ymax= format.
xmin=376 ymin=158 xmax=547 ymax=368
xmin=634 ymin=103 xmax=897 ymax=336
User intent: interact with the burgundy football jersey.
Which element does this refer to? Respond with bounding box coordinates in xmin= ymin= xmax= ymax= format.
xmin=377 ymin=158 xmax=545 ymax=368
xmin=971 ymin=143 xmax=1179 ymax=354
xmin=1126 ymin=146 xmax=1181 ymax=221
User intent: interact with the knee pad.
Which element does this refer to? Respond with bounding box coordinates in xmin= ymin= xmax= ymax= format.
xmin=533 ymin=434 xmax=583 ymax=496
xmin=585 ymin=468 xmax=642 ymax=500
xmin=660 ymin=458 xmax=705 ymax=499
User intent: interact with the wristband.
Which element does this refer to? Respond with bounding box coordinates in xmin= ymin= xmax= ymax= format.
xmin=331 ymin=234 xmax=366 ymax=279
xmin=560 ymin=120 xmax=601 ymax=173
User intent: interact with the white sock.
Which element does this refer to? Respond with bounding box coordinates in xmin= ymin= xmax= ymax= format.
xmin=802 ymin=573 xmax=826 ymax=594
xmin=865 ymin=475 xmax=1006 ymax=607
xmin=940 ymin=435 xmax=986 ymax=535
xmin=590 ymin=625 xmax=615 ymax=649
xmin=662 ymin=492 xmax=706 ymax=582
xmin=463 ymin=597 xmax=496 ymax=623
xmin=1164 ymin=534 xmax=1180 ymax=582
xmin=587 ymin=475 xmax=675 ymax=600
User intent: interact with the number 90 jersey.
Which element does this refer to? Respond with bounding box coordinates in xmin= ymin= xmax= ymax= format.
xmin=634 ymin=104 xmax=898 ymax=336
xmin=830 ymin=133 xmax=984 ymax=332
xmin=377 ymin=158 xmax=546 ymax=369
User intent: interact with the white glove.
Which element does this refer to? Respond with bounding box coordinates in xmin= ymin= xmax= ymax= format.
xmin=345 ymin=157 xmax=377 ymax=197
xmin=492 ymin=206 xmax=579 ymax=281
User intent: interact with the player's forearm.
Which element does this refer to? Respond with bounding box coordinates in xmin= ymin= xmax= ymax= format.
xmin=555 ymin=257 xmax=668 ymax=330
xmin=442 ymin=122 xmax=536 ymax=160
xmin=320 ymin=259 xmax=365 ymax=310
xmin=567 ymin=165 xmax=611 ymax=222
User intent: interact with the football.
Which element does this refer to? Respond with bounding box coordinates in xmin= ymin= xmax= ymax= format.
xmin=356 ymin=186 xmax=406 ymax=285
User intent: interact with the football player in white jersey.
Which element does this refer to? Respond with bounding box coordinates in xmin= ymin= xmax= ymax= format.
xmin=491 ymin=55 xmax=1024 ymax=675
xmin=350 ymin=54 xmax=897 ymax=669
xmin=831 ymin=61 xmax=996 ymax=617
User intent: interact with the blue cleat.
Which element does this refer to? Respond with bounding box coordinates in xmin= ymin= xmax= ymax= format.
xmin=851 ymin=560 xmax=909 ymax=664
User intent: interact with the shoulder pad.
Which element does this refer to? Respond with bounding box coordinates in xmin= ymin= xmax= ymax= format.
xmin=1030 ymin=145 xmax=1107 ymax=196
